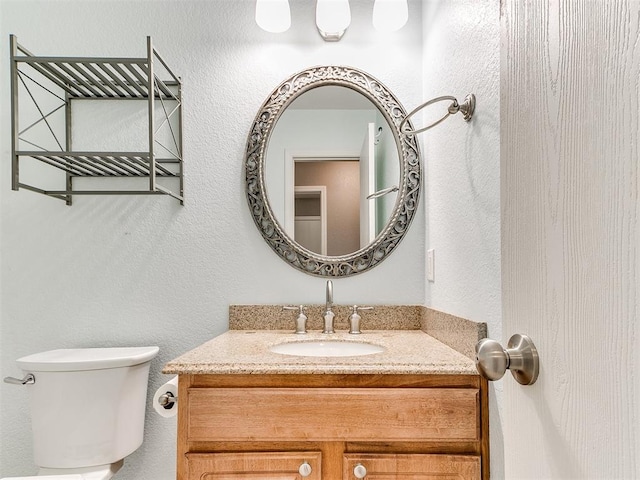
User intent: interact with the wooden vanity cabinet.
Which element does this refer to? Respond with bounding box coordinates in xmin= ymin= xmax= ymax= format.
xmin=177 ymin=374 xmax=489 ymax=480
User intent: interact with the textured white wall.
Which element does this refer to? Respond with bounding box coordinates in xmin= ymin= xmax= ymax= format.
xmin=421 ymin=1 xmax=502 ymax=478
xmin=0 ymin=1 xmax=424 ymax=478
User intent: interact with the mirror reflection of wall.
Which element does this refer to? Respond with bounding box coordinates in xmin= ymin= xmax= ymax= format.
xmin=374 ymin=120 xmax=398 ymax=234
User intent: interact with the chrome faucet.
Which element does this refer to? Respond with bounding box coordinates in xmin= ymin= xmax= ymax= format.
xmin=322 ymin=280 xmax=335 ymax=334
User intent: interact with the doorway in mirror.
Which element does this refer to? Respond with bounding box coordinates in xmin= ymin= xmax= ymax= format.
xmin=292 ymin=160 xmax=359 ymax=256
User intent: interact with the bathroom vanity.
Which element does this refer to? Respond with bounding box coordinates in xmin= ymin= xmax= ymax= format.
xmin=161 ymin=61 xmax=490 ymax=479
xmin=164 ymin=329 xmax=489 ymax=480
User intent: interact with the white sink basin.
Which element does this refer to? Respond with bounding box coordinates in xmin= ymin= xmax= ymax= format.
xmin=269 ymin=340 xmax=385 ymax=357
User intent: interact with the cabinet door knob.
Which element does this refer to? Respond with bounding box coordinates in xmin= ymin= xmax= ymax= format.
xmin=475 ymin=333 xmax=539 ymax=385
xmin=298 ymin=461 xmax=312 ymax=477
xmin=353 ymin=463 xmax=367 ymax=479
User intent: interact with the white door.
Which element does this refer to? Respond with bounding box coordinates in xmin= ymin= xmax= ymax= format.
xmin=294 ymin=217 xmax=322 ymax=254
xmin=501 ymin=1 xmax=639 ymax=478
xmin=359 ymin=122 xmax=375 ymax=247
xmin=293 ymin=186 xmax=327 ymax=256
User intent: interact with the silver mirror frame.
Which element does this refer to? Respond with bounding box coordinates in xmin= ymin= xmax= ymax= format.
xmin=245 ymin=66 xmax=421 ymax=277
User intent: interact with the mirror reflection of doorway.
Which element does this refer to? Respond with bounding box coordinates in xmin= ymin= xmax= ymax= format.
xmin=295 ymin=160 xmax=359 ymax=256
xmin=280 ymin=121 xmax=395 ymax=257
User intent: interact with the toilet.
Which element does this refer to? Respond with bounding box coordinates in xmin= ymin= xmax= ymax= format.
xmin=2 ymin=346 xmax=159 ymax=480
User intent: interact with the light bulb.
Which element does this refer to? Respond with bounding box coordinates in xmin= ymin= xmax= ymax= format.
xmin=255 ymin=0 xmax=291 ymax=33
xmin=316 ymin=0 xmax=351 ymax=41
xmin=372 ymin=0 xmax=408 ymax=33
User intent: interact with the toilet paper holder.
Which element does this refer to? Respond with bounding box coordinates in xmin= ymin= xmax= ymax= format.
xmin=158 ymin=391 xmax=177 ymax=409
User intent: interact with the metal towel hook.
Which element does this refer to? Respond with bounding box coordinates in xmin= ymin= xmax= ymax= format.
xmin=366 ymin=185 xmax=399 ymax=200
xmin=400 ymin=94 xmax=476 ymax=135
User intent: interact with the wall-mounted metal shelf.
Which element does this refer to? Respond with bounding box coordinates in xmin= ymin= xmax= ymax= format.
xmin=10 ymin=35 xmax=183 ymax=205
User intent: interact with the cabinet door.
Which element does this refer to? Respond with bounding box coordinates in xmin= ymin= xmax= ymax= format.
xmin=186 ymin=451 xmax=321 ymax=480
xmin=343 ymin=454 xmax=480 ymax=480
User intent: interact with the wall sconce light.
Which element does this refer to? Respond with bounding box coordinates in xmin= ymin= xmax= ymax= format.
xmin=255 ymin=0 xmax=291 ymax=33
xmin=315 ymin=0 xmax=352 ymax=42
xmin=255 ymin=0 xmax=407 ymax=41
xmin=372 ymin=0 xmax=408 ymax=32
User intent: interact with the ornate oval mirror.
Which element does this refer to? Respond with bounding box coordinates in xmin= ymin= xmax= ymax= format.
xmin=245 ymin=66 xmax=421 ymax=277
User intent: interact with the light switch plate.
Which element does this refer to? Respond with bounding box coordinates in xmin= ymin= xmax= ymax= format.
xmin=427 ymin=248 xmax=435 ymax=282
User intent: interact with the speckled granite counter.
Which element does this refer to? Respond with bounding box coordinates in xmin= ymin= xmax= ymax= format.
xmin=163 ymin=330 xmax=477 ymax=375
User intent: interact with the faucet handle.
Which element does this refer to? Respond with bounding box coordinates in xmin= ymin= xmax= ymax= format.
xmin=348 ymin=305 xmax=374 ymax=334
xmin=354 ymin=305 xmax=373 ymax=312
xmin=283 ymin=305 xmax=306 ymax=313
xmin=283 ymin=305 xmax=308 ymax=334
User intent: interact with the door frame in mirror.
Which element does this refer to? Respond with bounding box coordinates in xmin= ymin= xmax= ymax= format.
xmin=244 ymin=65 xmax=421 ymax=277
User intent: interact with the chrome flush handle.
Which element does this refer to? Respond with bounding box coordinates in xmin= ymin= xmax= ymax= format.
xmin=3 ymin=373 xmax=35 ymax=385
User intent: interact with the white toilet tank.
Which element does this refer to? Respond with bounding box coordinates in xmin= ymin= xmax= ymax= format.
xmin=16 ymin=346 xmax=159 ymax=470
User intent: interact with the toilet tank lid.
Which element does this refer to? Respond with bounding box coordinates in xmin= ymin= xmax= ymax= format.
xmin=16 ymin=346 xmax=159 ymax=372
xmin=1 ymin=476 xmax=84 ymax=479
xmin=1 ymin=476 xmax=84 ymax=480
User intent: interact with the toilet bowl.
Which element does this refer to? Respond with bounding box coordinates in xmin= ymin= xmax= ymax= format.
xmin=2 ymin=346 xmax=159 ymax=480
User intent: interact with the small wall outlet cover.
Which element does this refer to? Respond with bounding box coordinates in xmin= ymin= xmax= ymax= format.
xmin=427 ymin=248 xmax=435 ymax=282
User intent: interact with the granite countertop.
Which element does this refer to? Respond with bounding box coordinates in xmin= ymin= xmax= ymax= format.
xmin=163 ymin=330 xmax=477 ymax=375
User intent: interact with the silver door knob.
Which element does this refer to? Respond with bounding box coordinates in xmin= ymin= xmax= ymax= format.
xmin=475 ymin=334 xmax=539 ymax=385
xmin=353 ymin=463 xmax=367 ymax=478
xmin=298 ymin=461 xmax=312 ymax=477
